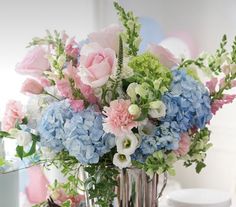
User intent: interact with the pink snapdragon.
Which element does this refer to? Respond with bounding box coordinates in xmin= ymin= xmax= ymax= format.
xmin=174 ymin=133 xmax=190 ymax=157
xmin=148 ymin=44 xmax=179 ymax=68
xmin=69 ymin=99 xmax=84 ymax=112
xmin=103 ymin=99 xmax=138 ymax=137
xmin=206 ymin=77 xmax=218 ymax=94
xmin=15 ymin=46 xmax=49 ymax=77
xmin=88 ymin=24 xmax=122 ymax=53
xmin=211 ymin=94 xmax=236 ymax=114
xmin=79 ymin=43 xmax=116 ymax=88
xmin=2 ymin=100 xmax=24 ymax=131
xmin=65 ymin=37 xmax=79 ymax=59
xmin=21 ymin=78 xmax=44 ymax=95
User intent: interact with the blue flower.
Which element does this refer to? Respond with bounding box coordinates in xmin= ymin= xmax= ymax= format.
xmin=63 ymin=107 xmax=115 ymax=164
xmin=38 ymin=100 xmax=74 ymax=152
xmin=161 ymin=69 xmax=212 ymax=132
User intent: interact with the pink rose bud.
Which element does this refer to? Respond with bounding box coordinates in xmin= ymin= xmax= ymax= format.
xmin=21 ymin=78 xmax=44 ymax=95
xmin=15 ymin=46 xmax=49 ymax=77
xmin=148 ymin=44 xmax=179 ymax=68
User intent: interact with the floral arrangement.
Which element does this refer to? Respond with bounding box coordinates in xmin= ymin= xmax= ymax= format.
xmin=1 ymin=2 xmax=236 ymax=207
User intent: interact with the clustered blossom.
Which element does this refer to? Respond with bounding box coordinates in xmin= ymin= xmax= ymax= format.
xmin=63 ymin=107 xmax=115 ymax=164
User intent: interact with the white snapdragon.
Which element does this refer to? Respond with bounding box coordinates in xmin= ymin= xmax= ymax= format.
xmin=113 ymin=153 xmax=131 ymax=169
xmin=127 ymin=83 xmax=138 ymax=102
xmin=116 ymin=133 xmax=139 ymax=155
xmin=148 ymin=100 xmax=166 ymax=119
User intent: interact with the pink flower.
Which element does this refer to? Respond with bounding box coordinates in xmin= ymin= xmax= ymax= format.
xmin=103 ymin=99 xmax=138 ymax=137
xmin=221 ymin=62 xmax=231 ymax=75
xmin=148 ymin=44 xmax=179 ymax=68
xmin=88 ymin=24 xmax=122 ymax=53
xmin=174 ymin=133 xmax=190 ymax=157
xmin=69 ymin=99 xmax=84 ymax=112
xmin=231 ymin=80 xmax=236 ymax=87
xmin=206 ymin=77 xmax=218 ymax=94
xmin=79 ymin=43 xmax=116 ymax=88
xmin=219 ymin=77 xmax=226 ymax=89
xmin=65 ymin=37 xmax=79 ymax=59
xmin=57 ymin=63 xmax=97 ymax=103
xmin=15 ymin=46 xmax=49 ymax=77
xmin=211 ymin=94 xmax=236 ymax=114
xmin=2 ymin=100 xmax=24 ymax=131
xmin=39 ymin=77 xmax=51 ymax=87
xmin=21 ymin=78 xmax=44 ymax=95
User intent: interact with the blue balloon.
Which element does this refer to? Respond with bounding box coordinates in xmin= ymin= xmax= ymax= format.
xmin=139 ymin=17 xmax=164 ymax=52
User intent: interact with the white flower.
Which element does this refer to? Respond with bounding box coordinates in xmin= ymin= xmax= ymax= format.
xmin=128 ymin=104 xmax=141 ymax=118
xmin=116 ymin=133 xmax=139 ymax=155
xmin=127 ymin=83 xmax=138 ymax=102
xmin=113 ymin=153 xmax=131 ymax=169
xmin=121 ymin=58 xmax=134 ymax=79
xmin=14 ymin=130 xmax=32 ymax=147
xmin=148 ymin=100 xmax=166 ymax=118
xmin=135 ymin=84 xmax=148 ymax=98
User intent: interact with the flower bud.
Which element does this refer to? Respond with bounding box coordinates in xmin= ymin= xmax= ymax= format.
xmin=128 ymin=104 xmax=141 ymax=117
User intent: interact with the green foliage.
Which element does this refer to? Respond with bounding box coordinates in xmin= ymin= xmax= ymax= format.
xmin=0 ymin=131 xmax=10 ymax=138
xmin=84 ymin=163 xmax=119 ymax=207
xmin=16 ymin=134 xmax=40 ymax=159
xmin=114 ymin=2 xmax=141 ymax=56
xmin=133 ymin=151 xmax=177 ymax=177
xmin=184 ymin=128 xmax=212 ymax=173
xmin=0 ymin=157 xmax=5 ymax=167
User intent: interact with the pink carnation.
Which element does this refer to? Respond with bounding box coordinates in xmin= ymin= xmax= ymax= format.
xmin=211 ymin=94 xmax=236 ymax=114
xmin=206 ymin=77 xmax=218 ymax=94
xmin=174 ymin=133 xmax=190 ymax=157
xmin=2 ymin=100 xmax=24 ymax=131
xmin=103 ymin=99 xmax=138 ymax=137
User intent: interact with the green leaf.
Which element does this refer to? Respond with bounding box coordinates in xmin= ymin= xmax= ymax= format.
xmin=196 ymin=162 xmax=206 ymax=173
xmin=61 ymin=200 xmax=72 ymax=207
xmin=135 ymin=108 xmax=148 ymax=121
xmin=16 ymin=145 xmax=24 ymax=159
xmin=0 ymin=131 xmax=10 ymax=138
xmin=0 ymin=157 xmax=5 ymax=167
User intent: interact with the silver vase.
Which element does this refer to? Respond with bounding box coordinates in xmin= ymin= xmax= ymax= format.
xmin=84 ymin=168 xmax=167 ymax=207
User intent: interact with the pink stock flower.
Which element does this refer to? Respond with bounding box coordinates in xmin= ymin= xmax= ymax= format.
xmin=206 ymin=77 xmax=218 ymax=94
xmin=211 ymin=94 xmax=236 ymax=114
xmin=148 ymin=44 xmax=179 ymax=68
xmin=69 ymin=99 xmax=84 ymax=112
xmin=65 ymin=37 xmax=79 ymax=59
xmin=88 ymin=24 xmax=122 ymax=53
xmin=21 ymin=78 xmax=44 ymax=95
xmin=15 ymin=46 xmax=49 ymax=76
xmin=174 ymin=133 xmax=190 ymax=157
xmin=103 ymin=99 xmax=138 ymax=137
xmin=2 ymin=100 xmax=24 ymax=131
xmin=79 ymin=43 xmax=116 ymax=88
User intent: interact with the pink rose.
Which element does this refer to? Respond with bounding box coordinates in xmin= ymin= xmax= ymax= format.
xmin=174 ymin=133 xmax=190 ymax=157
xmin=21 ymin=78 xmax=44 ymax=95
xmin=15 ymin=46 xmax=49 ymax=76
xmin=79 ymin=43 xmax=116 ymax=88
xmin=88 ymin=24 xmax=122 ymax=53
xmin=2 ymin=100 xmax=24 ymax=131
xmin=148 ymin=44 xmax=179 ymax=68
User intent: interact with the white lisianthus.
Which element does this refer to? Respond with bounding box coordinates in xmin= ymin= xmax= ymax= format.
xmin=113 ymin=153 xmax=131 ymax=169
xmin=128 ymin=104 xmax=141 ymax=118
xmin=148 ymin=100 xmax=166 ymax=119
xmin=14 ymin=130 xmax=32 ymax=147
xmin=135 ymin=84 xmax=148 ymax=98
xmin=127 ymin=83 xmax=138 ymax=102
xmin=116 ymin=133 xmax=139 ymax=155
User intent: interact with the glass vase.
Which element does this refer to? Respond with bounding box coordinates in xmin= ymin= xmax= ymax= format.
xmin=84 ymin=168 xmax=167 ymax=207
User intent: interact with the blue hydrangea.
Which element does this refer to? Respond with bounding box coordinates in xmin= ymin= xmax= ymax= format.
xmin=38 ymin=100 xmax=74 ymax=152
xmin=161 ymin=69 xmax=212 ymax=132
xmin=133 ymin=69 xmax=212 ymax=162
xmin=63 ymin=107 xmax=115 ymax=164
